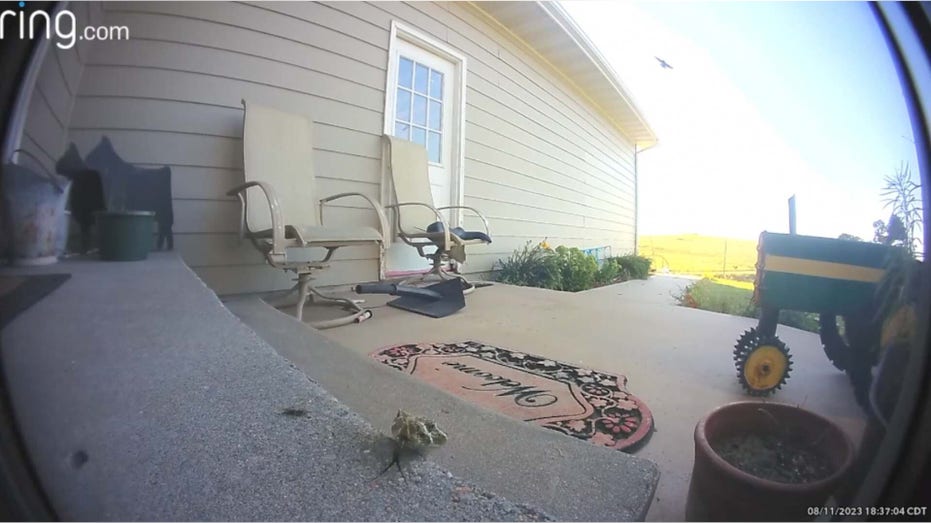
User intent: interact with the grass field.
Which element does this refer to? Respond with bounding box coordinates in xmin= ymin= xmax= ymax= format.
xmin=640 ymin=234 xmax=821 ymax=331
xmin=638 ymin=234 xmax=759 ymax=276
xmin=679 ymin=278 xmax=756 ymax=317
xmin=677 ymin=278 xmax=819 ymax=333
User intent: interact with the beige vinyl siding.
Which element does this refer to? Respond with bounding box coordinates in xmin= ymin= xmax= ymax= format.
xmin=332 ymin=1 xmax=638 ymax=271
xmin=62 ymin=1 xmax=637 ymax=295
xmin=17 ymin=1 xmax=102 ymax=173
xmin=67 ymin=1 xmax=387 ymax=293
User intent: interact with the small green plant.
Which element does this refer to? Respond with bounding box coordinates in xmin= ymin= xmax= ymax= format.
xmin=612 ymin=254 xmax=652 ymax=280
xmin=495 ymin=242 xmax=650 ymax=291
xmin=496 ymin=241 xmax=562 ymax=289
xmin=595 ymin=257 xmax=623 ymax=286
xmin=879 ymin=162 xmax=922 ymax=256
xmin=553 ymin=246 xmax=598 ymax=292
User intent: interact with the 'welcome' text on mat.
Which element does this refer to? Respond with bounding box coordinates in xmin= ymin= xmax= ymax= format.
xmin=372 ymin=341 xmax=653 ymax=452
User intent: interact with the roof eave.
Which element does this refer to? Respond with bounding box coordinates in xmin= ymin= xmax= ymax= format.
xmin=539 ymin=1 xmax=657 ymax=148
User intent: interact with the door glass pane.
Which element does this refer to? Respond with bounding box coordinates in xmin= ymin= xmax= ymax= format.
xmin=396 ymin=89 xmax=411 ymax=122
xmin=428 ymin=100 xmax=442 ymax=130
xmin=413 ymin=95 xmax=427 ymax=126
xmin=428 ymin=131 xmax=441 ymax=163
xmin=430 ymin=70 xmax=443 ymax=99
xmin=398 ymin=57 xmax=413 ymax=89
xmin=414 ymin=63 xmax=429 ymax=94
xmin=412 ymin=126 xmax=426 ymax=146
xmin=394 ymin=122 xmax=410 ymax=140
xmin=394 ymin=54 xmax=448 ymax=161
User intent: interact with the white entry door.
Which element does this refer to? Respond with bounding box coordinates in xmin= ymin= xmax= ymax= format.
xmin=384 ymin=31 xmax=463 ymax=274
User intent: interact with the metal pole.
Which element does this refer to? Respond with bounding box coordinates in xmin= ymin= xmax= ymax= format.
xmin=633 ymin=145 xmax=639 ymax=255
xmin=722 ymin=239 xmax=728 ymax=277
xmin=788 ymin=195 xmax=797 ymax=234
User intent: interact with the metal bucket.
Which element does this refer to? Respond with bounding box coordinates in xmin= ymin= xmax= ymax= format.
xmin=56 ymin=211 xmax=71 ymax=256
xmin=1 ymin=151 xmax=72 ymax=265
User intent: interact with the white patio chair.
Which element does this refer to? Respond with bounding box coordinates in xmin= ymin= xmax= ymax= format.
xmin=382 ymin=134 xmax=492 ymax=291
xmin=227 ymin=100 xmax=389 ymax=328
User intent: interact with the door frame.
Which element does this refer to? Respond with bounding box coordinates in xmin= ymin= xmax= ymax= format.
xmin=382 ymin=20 xmax=468 ymax=229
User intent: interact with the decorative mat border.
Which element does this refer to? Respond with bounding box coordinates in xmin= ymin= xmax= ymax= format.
xmin=372 ymin=340 xmax=654 ymax=452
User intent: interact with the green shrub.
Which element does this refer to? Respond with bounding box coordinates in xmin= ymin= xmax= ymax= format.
xmin=496 ymin=241 xmax=561 ymax=289
xmin=496 ymin=243 xmax=653 ymax=292
xmin=595 ymin=258 xmax=623 ymax=286
xmin=554 ymin=246 xmax=598 ymax=292
xmin=612 ymin=255 xmax=652 ymax=280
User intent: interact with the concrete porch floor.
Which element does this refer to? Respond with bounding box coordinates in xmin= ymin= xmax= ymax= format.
xmin=296 ymin=275 xmax=867 ymax=521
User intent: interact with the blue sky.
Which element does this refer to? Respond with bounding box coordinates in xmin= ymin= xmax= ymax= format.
xmin=562 ymin=1 xmax=920 ymax=242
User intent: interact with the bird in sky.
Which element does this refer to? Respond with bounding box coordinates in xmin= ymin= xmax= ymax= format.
xmin=655 ymin=56 xmax=674 ymax=70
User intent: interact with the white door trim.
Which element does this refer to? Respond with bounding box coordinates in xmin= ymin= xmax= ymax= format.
xmin=382 ymin=20 xmax=468 ymax=228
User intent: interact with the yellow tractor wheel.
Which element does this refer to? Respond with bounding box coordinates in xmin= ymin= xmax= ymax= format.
xmin=733 ymin=328 xmax=792 ymax=395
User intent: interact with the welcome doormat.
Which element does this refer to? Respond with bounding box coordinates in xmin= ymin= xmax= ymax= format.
xmin=372 ymin=341 xmax=653 ymax=452
xmin=0 ymin=274 xmax=71 ymax=330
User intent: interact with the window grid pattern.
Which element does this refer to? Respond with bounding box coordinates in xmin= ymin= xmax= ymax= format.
xmin=394 ymin=56 xmax=444 ymax=164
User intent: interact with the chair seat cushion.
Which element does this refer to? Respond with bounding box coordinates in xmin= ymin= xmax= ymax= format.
xmin=252 ymin=225 xmax=382 ymax=245
xmin=425 ymin=221 xmax=492 ymax=243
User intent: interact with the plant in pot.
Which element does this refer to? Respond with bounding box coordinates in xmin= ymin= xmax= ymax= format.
xmin=685 ymin=401 xmax=854 ymax=521
xmin=95 ymin=173 xmax=155 ymax=261
xmin=834 ymin=230 xmax=924 ymax=505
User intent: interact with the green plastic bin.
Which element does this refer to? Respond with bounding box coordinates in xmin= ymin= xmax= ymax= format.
xmin=95 ymin=211 xmax=155 ymax=261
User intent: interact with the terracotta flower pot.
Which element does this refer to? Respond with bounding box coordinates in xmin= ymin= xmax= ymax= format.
xmin=685 ymin=401 xmax=854 ymax=521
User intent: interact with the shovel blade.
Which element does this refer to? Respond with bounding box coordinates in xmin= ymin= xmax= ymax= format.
xmin=386 ymin=278 xmax=465 ymax=318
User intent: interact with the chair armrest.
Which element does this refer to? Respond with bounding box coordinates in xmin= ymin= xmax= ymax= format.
xmin=384 ymin=201 xmax=453 ymax=250
xmin=436 ymin=205 xmax=491 ymax=236
xmin=226 ymin=181 xmax=286 ymax=257
xmin=319 ymin=192 xmax=390 ymax=244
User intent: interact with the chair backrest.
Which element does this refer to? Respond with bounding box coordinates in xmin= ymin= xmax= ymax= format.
xmin=241 ymin=99 xmax=318 ymax=231
xmin=383 ymin=135 xmax=438 ymax=233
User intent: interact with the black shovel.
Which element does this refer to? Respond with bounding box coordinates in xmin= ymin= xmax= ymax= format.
xmin=354 ymin=278 xmax=466 ymax=318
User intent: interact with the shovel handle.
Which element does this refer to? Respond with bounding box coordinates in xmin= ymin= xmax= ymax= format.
xmin=355 ymin=283 xmax=444 ymax=301
xmin=355 ymin=283 xmax=398 ymax=295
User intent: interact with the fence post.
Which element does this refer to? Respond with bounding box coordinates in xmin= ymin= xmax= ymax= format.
xmin=722 ymin=239 xmax=728 ymax=277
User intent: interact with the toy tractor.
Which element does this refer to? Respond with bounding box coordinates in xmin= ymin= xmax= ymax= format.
xmin=733 ymin=232 xmax=903 ymax=406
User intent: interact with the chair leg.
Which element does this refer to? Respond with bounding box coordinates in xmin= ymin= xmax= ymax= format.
xmin=306 ymin=284 xmax=360 ymax=309
xmin=263 ymin=280 xmax=301 ymax=309
xmin=401 ymin=251 xmax=477 ymax=295
xmin=295 ymin=274 xmax=311 ymax=322
xmin=283 ymin=272 xmax=373 ymax=329
xmin=428 ymin=252 xmax=445 ymax=277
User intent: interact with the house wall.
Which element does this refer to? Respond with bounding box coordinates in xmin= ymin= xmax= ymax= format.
xmin=60 ymin=1 xmax=637 ymax=295
xmin=14 ymin=2 xmax=103 ymax=174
